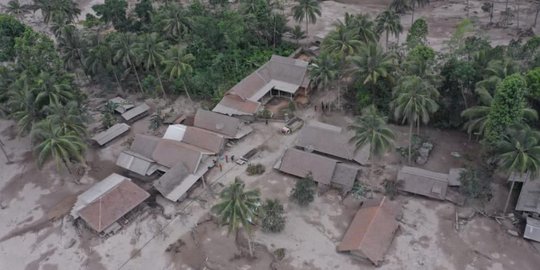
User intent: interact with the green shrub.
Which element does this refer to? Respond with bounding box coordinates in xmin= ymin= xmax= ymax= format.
xmin=246 ymin=163 xmax=266 ymax=175
xmin=459 ymin=168 xmax=492 ymax=201
xmin=0 ymin=14 xmax=26 ymax=61
xmin=383 ymin=179 xmax=402 ymax=200
xmin=261 ymin=199 xmax=286 ymax=233
xmin=290 ymin=174 xmax=316 ymax=206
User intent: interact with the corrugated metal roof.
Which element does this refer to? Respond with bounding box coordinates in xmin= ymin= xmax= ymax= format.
xmin=116 ymin=150 xmax=155 ymax=176
xmin=213 ymin=95 xmax=260 ymax=116
xmin=508 ymin=172 xmax=531 ymax=183
xmin=277 ymin=148 xmax=337 ymax=185
xmin=332 ymin=163 xmax=358 ymax=190
xmin=163 ymin=124 xmax=187 ymax=141
xmin=78 ymin=179 xmax=149 ymax=233
xmin=524 ymin=217 xmax=540 ymax=242
xmin=516 ymin=179 xmax=540 ymax=214
xmin=71 ymin=173 xmax=127 ymax=219
xmin=397 ymin=166 xmax=449 ymax=200
xmin=152 ymin=139 xmax=202 ymax=172
xmin=296 ymin=123 xmax=370 ymax=165
xmin=194 ymin=109 xmax=241 ymax=138
xmin=109 ymin=97 xmax=134 ymax=113
xmin=448 ymin=168 xmax=465 ymax=186
xmin=92 ymin=123 xmax=130 ymax=146
xmin=130 ymin=134 xmax=160 ymax=158
xmin=337 ymin=197 xmax=401 ymax=266
xmin=182 ymin=126 xmax=224 ymax=154
xmin=154 ymin=160 xmax=210 ymax=202
xmin=121 ymin=103 xmax=150 ymax=121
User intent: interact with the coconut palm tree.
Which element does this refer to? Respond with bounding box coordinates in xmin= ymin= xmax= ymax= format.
xmin=8 ymin=83 xmax=40 ymax=135
xmin=32 ymin=72 xmax=75 ymax=108
xmin=349 ymin=43 xmax=395 ymax=98
xmin=292 ymin=0 xmax=321 ymax=35
xmin=291 ymin=25 xmax=306 ymax=45
xmin=160 ymin=4 xmax=191 ymax=41
xmin=111 ymin=32 xmax=144 ymax=93
xmin=410 ymin=0 xmax=430 ymax=24
xmin=163 ymin=45 xmax=195 ymax=101
xmin=85 ymin=42 xmax=123 ymax=92
xmin=212 ymin=178 xmax=261 ymax=257
xmin=308 ymin=53 xmax=338 ymax=91
xmin=391 ymin=75 xmax=439 ymax=163
xmin=44 ymin=101 xmax=87 ymax=137
xmin=55 ymin=24 xmax=86 ymax=73
xmin=31 ymin=119 xmax=86 ymax=173
xmin=389 ymin=0 xmax=411 ymax=14
xmin=32 ymin=0 xmax=80 ymax=24
xmin=135 ymin=33 xmax=167 ymax=96
xmin=349 ymin=105 xmax=395 ymax=179
xmin=4 ymin=0 xmax=30 ymax=19
xmin=375 ymin=9 xmax=403 ymax=49
xmin=495 ymin=126 xmax=540 ymax=213
xmin=338 ymin=13 xmax=378 ymax=43
xmin=322 ymin=24 xmax=362 ymax=57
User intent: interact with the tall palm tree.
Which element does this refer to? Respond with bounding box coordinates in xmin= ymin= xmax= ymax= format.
xmin=495 ymin=126 xmax=540 ymax=213
xmin=163 ymin=45 xmax=195 ymax=101
xmin=322 ymin=24 xmax=362 ymax=57
xmin=292 ymin=0 xmax=321 ymax=35
xmin=32 ymin=71 xmax=75 ymax=108
xmin=375 ymin=10 xmax=403 ymax=49
xmin=44 ymin=101 xmax=87 ymax=137
xmin=31 ymin=119 xmax=86 ymax=173
xmin=160 ymin=4 xmax=191 ymax=41
xmin=342 ymin=13 xmax=378 ymax=43
xmin=4 ymin=0 xmax=30 ymax=19
xmin=55 ymin=24 xmax=86 ymax=74
xmin=212 ymin=178 xmax=261 ymax=257
xmin=389 ymin=0 xmax=410 ymax=14
xmin=308 ymin=53 xmax=338 ymax=91
xmin=85 ymin=42 xmax=123 ymax=92
xmin=410 ymin=0 xmax=430 ymax=24
xmin=391 ymin=75 xmax=439 ymax=163
xmin=8 ymin=83 xmax=40 ymax=135
xmin=111 ymin=32 xmax=144 ymax=93
xmin=349 ymin=43 xmax=395 ymax=98
xmin=32 ymin=0 xmax=80 ymax=24
xmin=135 ymin=33 xmax=167 ymax=96
xmin=349 ymin=105 xmax=395 ymax=179
xmin=291 ymin=25 xmax=306 ymax=45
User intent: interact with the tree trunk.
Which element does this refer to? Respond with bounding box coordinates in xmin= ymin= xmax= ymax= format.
xmin=385 ymin=31 xmax=389 ymax=50
xmin=408 ymin=121 xmax=413 ymax=164
xmin=62 ymin=158 xmax=73 ymax=175
xmin=153 ymin=60 xmax=167 ymax=97
xmin=128 ymin=56 xmax=144 ymax=93
xmin=505 ymin=0 xmax=509 ymax=9
xmin=112 ymin=68 xmax=124 ymax=93
xmin=411 ymin=2 xmax=415 ymax=25
xmin=503 ymin=177 xmax=516 ymax=214
xmin=466 ymin=0 xmax=470 ymax=18
xmin=182 ymin=81 xmax=193 ymax=102
xmin=535 ymin=7 xmax=540 ymax=27
xmin=305 ymin=13 xmax=309 ymax=36
xmin=517 ymin=1 xmax=521 ymax=28
xmin=490 ymin=1 xmax=494 ymax=23
xmin=247 ymin=234 xmax=254 ymax=257
xmin=460 ymin=82 xmax=469 ymax=108
xmin=0 ymin=139 xmax=11 ymax=164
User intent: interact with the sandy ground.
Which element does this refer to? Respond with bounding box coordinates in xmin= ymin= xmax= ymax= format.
xmin=2 ymin=0 xmax=540 ymax=270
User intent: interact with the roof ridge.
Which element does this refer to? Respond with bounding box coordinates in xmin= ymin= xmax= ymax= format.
xmin=357 ymin=197 xmax=386 ymax=247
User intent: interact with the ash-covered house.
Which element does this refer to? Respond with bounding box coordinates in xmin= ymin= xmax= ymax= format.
xmin=396 ymin=166 xmax=449 ymax=200
xmin=193 ymin=109 xmax=253 ymax=139
xmin=506 ymin=172 xmax=540 ymax=242
xmin=275 ymin=148 xmax=359 ymax=192
xmin=71 ymin=173 xmax=150 ymax=235
xmin=337 ymin=197 xmax=401 ymax=266
xmin=212 ymin=55 xmax=310 ymax=117
xmin=295 ymin=122 xmax=370 ymax=166
xmin=116 ymin=133 xmax=217 ymax=202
